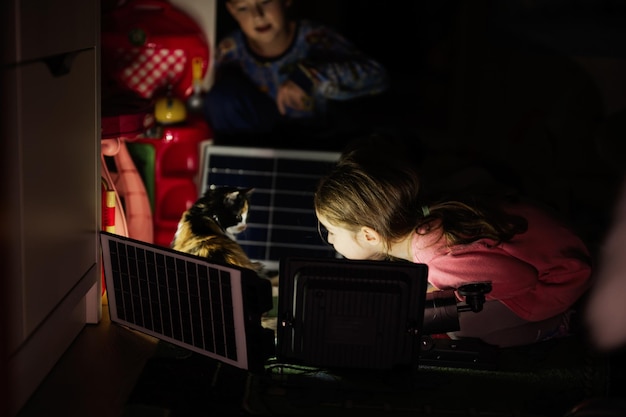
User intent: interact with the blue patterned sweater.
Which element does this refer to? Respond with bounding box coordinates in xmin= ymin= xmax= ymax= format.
xmin=212 ymin=19 xmax=389 ymax=118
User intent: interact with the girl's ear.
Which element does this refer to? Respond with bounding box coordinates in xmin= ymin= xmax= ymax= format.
xmin=361 ymin=226 xmax=381 ymax=245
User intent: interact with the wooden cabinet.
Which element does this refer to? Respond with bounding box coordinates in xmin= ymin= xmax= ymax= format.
xmin=1 ymin=1 xmax=100 ymax=415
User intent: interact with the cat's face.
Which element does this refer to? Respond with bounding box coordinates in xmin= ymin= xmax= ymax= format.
xmin=191 ymin=186 xmax=253 ymax=235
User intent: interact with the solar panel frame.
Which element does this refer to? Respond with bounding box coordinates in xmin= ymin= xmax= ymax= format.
xmin=100 ymin=231 xmax=274 ymax=372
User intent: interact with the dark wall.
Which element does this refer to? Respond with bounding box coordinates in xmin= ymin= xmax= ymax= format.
xmin=213 ymin=0 xmax=626 ymax=252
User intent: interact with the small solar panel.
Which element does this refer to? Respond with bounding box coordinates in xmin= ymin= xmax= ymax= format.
xmin=100 ymin=231 xmax=275 ymax=372
xmin=199 ymin=144 xmax=341 ymax=271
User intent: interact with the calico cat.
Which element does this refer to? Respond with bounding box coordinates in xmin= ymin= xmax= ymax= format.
xmin=171 ymin=186 xmax=264 ymax=273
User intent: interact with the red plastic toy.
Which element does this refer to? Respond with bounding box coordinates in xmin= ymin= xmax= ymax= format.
xmin=101 ymin=0 xmax=210 ymax=100
xmin=129 ymin=117 xmax=212 ymax=248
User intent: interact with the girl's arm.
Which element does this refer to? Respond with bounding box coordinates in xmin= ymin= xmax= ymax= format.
xmin=429 ymin=245 xmax=591 ymax=321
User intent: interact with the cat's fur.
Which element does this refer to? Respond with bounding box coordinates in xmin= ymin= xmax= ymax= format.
xmin=171 ymin=186 xmax=264 ymax=273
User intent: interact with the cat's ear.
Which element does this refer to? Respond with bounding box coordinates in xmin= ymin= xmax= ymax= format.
xmin=224 ymin=190 xmax=240 ymax=205
xmin=241 ymin=187 xmax=254 ymax=196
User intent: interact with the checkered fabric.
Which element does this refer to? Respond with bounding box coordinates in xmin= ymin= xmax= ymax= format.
xmin=116 ymin=47 xmax=187 ymax=99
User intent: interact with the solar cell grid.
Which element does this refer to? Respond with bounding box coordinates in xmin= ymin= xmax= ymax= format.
xmin=199 ymin=145 xmax=342 ymax=270
xmin=100 ymin=233 xmax=269 ymax=369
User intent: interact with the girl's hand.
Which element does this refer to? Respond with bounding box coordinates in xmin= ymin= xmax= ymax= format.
xmin=276 ymin=80 xmax=312 ymax=114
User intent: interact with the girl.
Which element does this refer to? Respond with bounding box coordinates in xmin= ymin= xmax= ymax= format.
xmin=314 ymin=137 xmax=593 ymax=347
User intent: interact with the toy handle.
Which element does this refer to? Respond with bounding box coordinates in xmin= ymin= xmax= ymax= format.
xmin=192 ymin=56 xmax=204 ymax=81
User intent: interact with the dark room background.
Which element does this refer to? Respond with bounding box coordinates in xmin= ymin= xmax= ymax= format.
xmin=216 ymin=0 xmax=626 ymax=256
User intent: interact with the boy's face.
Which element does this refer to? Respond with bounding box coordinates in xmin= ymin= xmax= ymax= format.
xmin=226 ymin=0 xmax=291 ymax=47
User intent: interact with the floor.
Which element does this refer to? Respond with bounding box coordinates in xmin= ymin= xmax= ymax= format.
xmin=14 ymin=291 xmax=626 ymax=417
xmin=16 ymin=297 xmax=159 ymax=417
xmin=14 ymin=290 xmax=279 ymax=417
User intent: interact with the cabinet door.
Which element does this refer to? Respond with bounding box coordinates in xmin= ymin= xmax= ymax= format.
xmin=6 ymin=0 xmax=97 ymax=64
xmin=5 ymin=47 xmax=99 ymax=415
xmin=16 ymin=48 xmax=98 ymax=342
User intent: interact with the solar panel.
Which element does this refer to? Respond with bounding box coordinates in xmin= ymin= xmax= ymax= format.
xmin=198 ymin=144 xmax=342 ymax=271
xmin=100 ymin=231 xmax=275 ymax=372
xmin=101 ymin=232 xmax=433 ymax=372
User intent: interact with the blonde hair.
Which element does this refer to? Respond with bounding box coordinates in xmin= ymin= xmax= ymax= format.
xmin=314 ymin=135 xmax=527 ymax=248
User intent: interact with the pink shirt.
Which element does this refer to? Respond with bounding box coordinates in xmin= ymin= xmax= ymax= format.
xmin=412 ymin=203 xmax=592 ymax=321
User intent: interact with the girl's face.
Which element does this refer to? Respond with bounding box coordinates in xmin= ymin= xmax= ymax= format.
xmin=226 ymin=0 xmax=291 ymax=53
xmin=316 ymin=213 xmax=385 ymax=260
